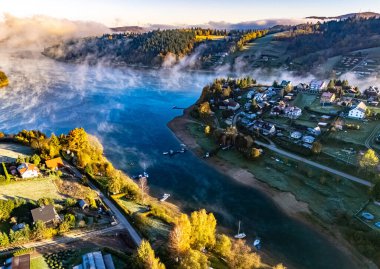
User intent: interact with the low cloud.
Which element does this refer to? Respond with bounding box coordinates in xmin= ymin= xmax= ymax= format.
xmin=0 ymin=13 xmax=110 ymax=49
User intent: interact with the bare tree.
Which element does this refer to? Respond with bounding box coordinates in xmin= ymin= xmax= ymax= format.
xmin=139 ymin=176 xmax=149 ymax=204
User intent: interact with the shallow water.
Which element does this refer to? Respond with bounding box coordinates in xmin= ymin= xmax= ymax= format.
xmin=0 ymin=51 xmax=359 ymax=269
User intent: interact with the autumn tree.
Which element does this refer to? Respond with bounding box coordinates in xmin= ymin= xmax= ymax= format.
xmin=179 ymin=249 xmax=208 ymax=269
xmin=359 ymin=149 xmax=379 ymax=171
xmin=138 ymin=176 xmax=149 ymax=204
xmin=0 ymin=232 xmax=9 ymax=247
xmin=169 ymin=214 xmax=192 ymax=257
xmin=273 ymin=263 xmax=287 ymax=269
xmin=190 ymin=209 xmax=216 ymax=250
xmin=214 ymin=234 xmax=232 ymax=257
xmin=227 ymin=239 xmax=261 ymax=269
xmin=251 ymin=148 xmax=261 ymax=159
xmin=311 ymin=141 xmax=322 ymax=154
xmin=135 ymin=240 xmax=166 ymax=269
xmin=199 ymin=102 xmax=212 ymax=116
xmin=205 ymin=125 xmax=211 ymax=135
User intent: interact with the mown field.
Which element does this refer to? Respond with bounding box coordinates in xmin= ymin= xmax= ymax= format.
xmin=0 ymin=178 xmax=64 ymax=201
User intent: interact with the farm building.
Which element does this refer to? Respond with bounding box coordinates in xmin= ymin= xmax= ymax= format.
xmin=17 ymin=163 xmax=39 ymax=179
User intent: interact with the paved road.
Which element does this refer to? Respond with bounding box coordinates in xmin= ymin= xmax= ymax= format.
xmin=365 ymin=123 xmax=380 ymax=154
xmin=255 ymin=140 xmax=373 ymax=187
xmin=64 ymin=161 xmax=142 ymax=246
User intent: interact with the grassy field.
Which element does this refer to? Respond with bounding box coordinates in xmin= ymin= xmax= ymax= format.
xmin=115 ymin=197 xmax=172 ymax=242
xmin=292 ymin=93 xmax=317 ymax=108
xmin=0 ymin=143 xmax=33 ymax=162
xmin=329 ymin=120 xmax=378 ymax=146
xmin=0 ymin=177 xmax=64 ymax=201
xmin=30 ymin=256 xmax=49 ymax=269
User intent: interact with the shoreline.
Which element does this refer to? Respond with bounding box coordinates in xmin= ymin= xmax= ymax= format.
xmin=167 ymin=106 xmax=374 ymax=269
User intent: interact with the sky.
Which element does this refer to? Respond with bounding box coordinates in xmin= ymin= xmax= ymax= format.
xmin=1 ymin=0 xmax=380 ymax=26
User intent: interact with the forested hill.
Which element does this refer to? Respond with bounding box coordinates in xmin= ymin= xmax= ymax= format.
xmin=43 ymin=28 xmax=268 ymax=68
xmin=276 ymin=17 xmax=380 ymax=60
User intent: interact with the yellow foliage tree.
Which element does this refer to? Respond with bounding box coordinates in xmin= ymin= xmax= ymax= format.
xmin=251 ymin=148 xmax=261 ymax=159
xmin=199 ymin=102 xmax=211 ymax=115
xmin=190 ymin=209 xmax=216 ymax=250
xmin=273 ymin=263 xmax=287 ymax=269
xmin=136 ymin=240 xmax=166 ymax=269
xmin=227 ymin=239 xmax=261 ymax=269
xmin=214 ymin=234 xmax=232 ymax=257
xmin=205 ymin=125 xmax=211 ymax=135
xmin=179 ymin=249 xmax=208 ymax=269
xmin=169 ymin=214 xmax=192 ymax=257
xmin=359 ymin=149 xmax=379 ymax=171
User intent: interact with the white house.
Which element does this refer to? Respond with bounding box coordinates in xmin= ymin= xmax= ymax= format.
xmin=309 ymin=80 xmax=327 ymax=93
xmin=17 ymin=163 xmax=39 ymax=179
xmin=284 ymin=106 xmax=302 ymax=119
xmin=348 ymin=102 xmax=367 ymax=119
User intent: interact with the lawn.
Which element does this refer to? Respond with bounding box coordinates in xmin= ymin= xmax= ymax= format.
xmin=0 ymin=177 xmax=64 ymax=201
xmin=329 ymin=120 xmax=379 ymax=146
xmin=30 ymin=256 xmax=49 ymax=269
xmin=114 ymin=197 xmax=173 ymax=242
xmin=292 ymin=93 xmax=317 ymax=109
xmin=357 ymin=202 xmax=380 ymax=232
xmin=0 ymin=143 xmax=33 ymax=162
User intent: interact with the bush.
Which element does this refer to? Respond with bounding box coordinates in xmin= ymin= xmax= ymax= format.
xmin=13 ymin=247 xmax=35 ymax=256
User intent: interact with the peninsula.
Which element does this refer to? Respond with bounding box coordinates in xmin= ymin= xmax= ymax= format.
xmin=169 ymin=76 xmax=380 ymax=268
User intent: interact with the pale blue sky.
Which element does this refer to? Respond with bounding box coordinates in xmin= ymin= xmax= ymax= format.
xmin=2 ymin=0 xmax=380 ymax=26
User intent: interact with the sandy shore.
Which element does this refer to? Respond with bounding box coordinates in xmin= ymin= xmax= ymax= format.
xmin=168 ymin=106 xmax=375 ymax=269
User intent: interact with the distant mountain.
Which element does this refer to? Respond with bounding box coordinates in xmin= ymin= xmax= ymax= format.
xmin=110 ymin=26 xmax=147 ymax=33
xmin=306 ymin=12 xmax=380 ymax=20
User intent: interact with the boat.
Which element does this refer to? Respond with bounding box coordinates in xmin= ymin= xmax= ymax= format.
xmin=160 ymin=193 xmax=171 ymax=202
xmin=253 ymin=238 xmax=261 ymax=250
xmin=163 ymin=152 xmax=169 ymax=155
xmin=204 ymin=152 xmax=210 ymax=158
xmin=180 ymin=143 xmax=186 ymax=148
xmin=234 ymin=221 xmax=246 ymax=239
xmin=143 ymin=171 xmax=149 ymax=178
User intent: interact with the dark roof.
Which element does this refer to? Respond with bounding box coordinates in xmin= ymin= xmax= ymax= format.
xmin=12 ymin=254 xmax=30 ymax=269
xmin=31 ymin=205 xmax=57 ymax=223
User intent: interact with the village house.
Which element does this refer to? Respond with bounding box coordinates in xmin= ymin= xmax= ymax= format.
xmin=250 ymin=120 xmax=276 ymax=136
xmin=284 ymin=106 xmax=302 ymax=119
xmin=31 ymin=205 xmax=60 ymax=225
xmin=219 ymin=99 xmax=240 ymax=111
xmin=280 ymin=80 xmax=292 ymax=88
xmin=320 ymin=92 xmax=336 ymax=105
xmin=45 ymin=157 xmax=64 ymax=171
xmin=17 ymin=163 xmax=39 ymax=179
xmin=364 ymin=86 xmax=380 ymax=99
xmin=337 ymin=96 xmax=353 ymax=107
xmin=309 ymin=80 xmax=327 ymax=93
xmin=348 ymin=101 xmax=367 ymax=119
xmin=295 ymin=83 xmax=309 ymax=92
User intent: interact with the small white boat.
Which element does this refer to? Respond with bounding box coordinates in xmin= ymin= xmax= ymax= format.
xmin=205 ymin=152 xmax=210 ymax=158
xmin=160 ymin=193 xmax=171 ymax=202
xmin=234 ymin=221 xmax=246 ymax=239
xmin=180 ymin=144 xmax=186 ymax=148
xmin=143 ymin=171 xmax=149 ymax=178
xmin=253 ymin=238 xmax=261 ymax=247
xmin=163 ymin=152 xmax=169 ymax=155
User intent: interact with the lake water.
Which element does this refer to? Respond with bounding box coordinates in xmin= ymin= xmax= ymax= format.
xmin=0 ymin=51 xmax=358 ymax=269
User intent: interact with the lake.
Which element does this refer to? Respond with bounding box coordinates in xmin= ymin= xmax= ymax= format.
xmin=0 ymin=50 xmax=358 ymax=269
